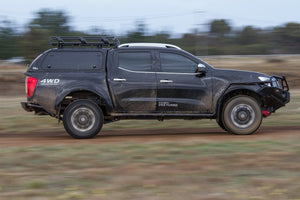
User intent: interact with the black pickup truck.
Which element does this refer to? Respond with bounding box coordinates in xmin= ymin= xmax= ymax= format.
xmin=21 ymin=36 xmax=290 ymax=139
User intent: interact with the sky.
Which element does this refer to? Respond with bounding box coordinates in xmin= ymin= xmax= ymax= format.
xmin=0 ymin=0 xmax=299 ymax=35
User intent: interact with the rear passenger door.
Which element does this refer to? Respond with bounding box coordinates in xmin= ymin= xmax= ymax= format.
xmin=108 ymin=50 xmax=157 ymax=112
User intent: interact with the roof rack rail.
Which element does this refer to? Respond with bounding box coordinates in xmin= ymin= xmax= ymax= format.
xmin=118 ymin=43 xmax=181 ymax=49
xmin=49 ymin=36 xmax=120 ymax=48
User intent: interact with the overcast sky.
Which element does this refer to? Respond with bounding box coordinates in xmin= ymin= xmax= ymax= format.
xmin=0 ymin=0 xmax=299 ymax=35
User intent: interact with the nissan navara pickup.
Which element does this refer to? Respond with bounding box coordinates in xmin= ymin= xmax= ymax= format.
xmin=21 ymin=36 xmax=290 ymax=138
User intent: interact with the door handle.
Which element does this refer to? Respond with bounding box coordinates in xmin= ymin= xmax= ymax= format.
xmin=113 ymin=78 xmax=127 ymax=82
xmin=160 ymin=79 xmax=173 ymax=83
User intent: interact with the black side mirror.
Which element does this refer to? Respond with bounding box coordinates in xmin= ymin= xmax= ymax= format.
xmin=197 ymin=63 xmax=206 ymax=73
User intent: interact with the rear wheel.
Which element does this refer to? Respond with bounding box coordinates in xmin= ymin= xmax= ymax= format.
xmin=222 ymin=95 xmax=262 ymax=135
xmin=63 ymin=100 xmax=103 ymax=139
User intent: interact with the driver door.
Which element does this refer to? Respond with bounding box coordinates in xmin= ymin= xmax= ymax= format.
xmin=156 ymin=51 xmax=212 ymax=114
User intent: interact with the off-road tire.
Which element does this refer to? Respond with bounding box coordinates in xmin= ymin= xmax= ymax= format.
xmin=222 ymin=95 xmax=262 ymax=135
xmin=216 ymin=117 xmax=227 ymax=131
xmin=63 ymin=100 xmax=103 ymax=139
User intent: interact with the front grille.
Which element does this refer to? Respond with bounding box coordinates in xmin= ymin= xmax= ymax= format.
xmin=272 ymin=76 xmax=289 ymax=91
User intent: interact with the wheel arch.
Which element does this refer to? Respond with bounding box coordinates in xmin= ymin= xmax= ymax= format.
xmin=216 ymin=88 xmax=262 ymax=120
xmin=55 ymin=88 xmax=113 ymax=116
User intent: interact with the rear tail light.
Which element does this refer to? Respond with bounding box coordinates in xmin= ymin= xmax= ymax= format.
xmin=26 ymin=76 xmax=38 ymax=98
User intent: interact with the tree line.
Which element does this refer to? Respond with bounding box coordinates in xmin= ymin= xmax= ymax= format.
xmin=1 ymin=9 xmax=300 ymax=62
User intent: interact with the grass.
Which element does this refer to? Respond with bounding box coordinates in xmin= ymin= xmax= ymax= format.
xmin=0 ymin=139 xmax=299 ymax=199
xmin=0 ymin=56 xmax=299 ymax=199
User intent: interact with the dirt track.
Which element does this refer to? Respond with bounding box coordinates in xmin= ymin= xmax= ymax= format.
xmin=0 ymin=126 xmax=299 ymax=147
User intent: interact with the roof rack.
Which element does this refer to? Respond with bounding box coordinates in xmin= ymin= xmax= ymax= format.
xmin=50 ymin=36 xmax=120 ymax=48
xmin=118 ymin=43 xmax=181 ymax=49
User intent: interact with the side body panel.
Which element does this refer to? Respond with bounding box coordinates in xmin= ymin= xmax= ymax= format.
xmin=27 ymin=48 xmax=113 ymax=115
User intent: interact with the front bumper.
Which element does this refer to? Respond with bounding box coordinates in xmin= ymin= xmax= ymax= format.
xmin=259 ymin=76 xmax=290 ymax=112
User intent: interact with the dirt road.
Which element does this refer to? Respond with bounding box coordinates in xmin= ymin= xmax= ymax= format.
xmin=0 ymin=126 xmax=299 ymax=147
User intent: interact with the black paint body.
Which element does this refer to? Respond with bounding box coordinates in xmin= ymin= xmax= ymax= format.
xmin=22 ymin=46 xmax=290 ymax=122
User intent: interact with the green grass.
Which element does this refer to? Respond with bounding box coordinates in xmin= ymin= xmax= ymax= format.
xmin=0 ymin=140 xmax=299 ymax=199
xmin=0 ymin=90 xmax=299 ymax=133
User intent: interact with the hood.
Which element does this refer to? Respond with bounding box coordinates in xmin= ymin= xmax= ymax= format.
xmin=214 ymin=68 xmax=271 ymax=83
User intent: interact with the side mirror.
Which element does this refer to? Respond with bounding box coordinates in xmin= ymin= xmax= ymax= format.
xmin=197 ymin=63 xmax=206 ymax=73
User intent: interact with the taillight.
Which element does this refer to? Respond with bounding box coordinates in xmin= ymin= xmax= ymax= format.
xmin=26 ymin=76 xmax=38 ymax=98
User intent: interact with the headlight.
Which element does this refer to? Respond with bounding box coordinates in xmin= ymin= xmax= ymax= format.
xmin=258 ymin=76 xmax=270 ymax=82
xmin=259 ymin=76 xmax=281 ymax=88
xmin=258 ymin=76 xmax=271 ymax=87
xmin=271 ymin=77 xmax=279 ymax=88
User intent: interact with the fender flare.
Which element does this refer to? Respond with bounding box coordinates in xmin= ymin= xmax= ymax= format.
xmin=54 ymin=86 xmax=114 ymax=114
xmin=214 ymin=83 xmax=262 ymax=119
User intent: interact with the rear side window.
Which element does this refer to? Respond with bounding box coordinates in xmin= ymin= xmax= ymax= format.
xmin=118 ymin=52 xmax=152 ymax=72
xmin=42 ymin=51 xmax=102 ymax=70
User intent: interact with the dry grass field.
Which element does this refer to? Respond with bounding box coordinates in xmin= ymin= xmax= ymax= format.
xmin=0 ymin=132 xmax=299 ymax=200
xmin=0 ymin=55 xmax=299 ymax=200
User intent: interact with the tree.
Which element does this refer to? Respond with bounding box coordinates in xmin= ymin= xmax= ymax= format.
xmin=271 ymin=22 xmax=300 ymax=53
xmin=238 ymin=26 xmax=262 ymax=45
xmin=209 ymin=19 xmax=231 ymax=37
xmin=274 ymin=23 xmax=300 ymax=44
xmin=29 ymin=9 xmax=70 ymax=35
xmin=21 ymin=27 xmax=51 ymax=61
xmin=22 ymin=9 xmax=71 ymax=61
xmin=125 ymin=21 xmax=148 ymax=43
xmin=152 ymin=32 xmax=170 ymax=43
xmin=0 ymin=20 xmax=20 ymax=59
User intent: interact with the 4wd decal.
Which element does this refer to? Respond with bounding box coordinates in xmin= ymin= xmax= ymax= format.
xmin=40 ymin=79 xmax=60 ymax=85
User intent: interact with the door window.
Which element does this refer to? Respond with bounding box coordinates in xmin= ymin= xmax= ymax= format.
xmin=118 ymin=52 xmax=152 ymax=72
xmin=160 ymin=53 xmax=197 ymax=73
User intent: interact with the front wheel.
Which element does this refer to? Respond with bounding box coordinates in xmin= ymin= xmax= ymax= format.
xmin=222 ymin=95 xmax=262 ymax=135
xmin=63 ymin=100 xmax=103 ymax=139
xmin=216 ymin=117 xmax=227 ymax=131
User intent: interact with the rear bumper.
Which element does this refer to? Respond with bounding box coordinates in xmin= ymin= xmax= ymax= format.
xmin=21 ymin=102 xmax=53 ymax=116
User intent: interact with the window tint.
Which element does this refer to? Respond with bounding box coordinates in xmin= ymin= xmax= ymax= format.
xmin=160 ymin=53 xmax=197 ymax=73
xmin=119 ymin=52 xmax=152 ymax=72
xmin=43 ymin=52 xmax=102 ymax=70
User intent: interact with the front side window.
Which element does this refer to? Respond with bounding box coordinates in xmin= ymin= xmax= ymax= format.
xmin=118 ymin=52 xmax=152 ymax=72
xmin=160 ymin=53 xmax=198 ymax=73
